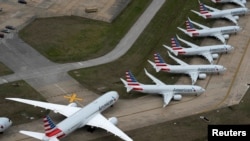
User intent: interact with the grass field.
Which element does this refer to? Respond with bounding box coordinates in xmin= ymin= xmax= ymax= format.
xmin=89 ymin=88 xmax=250 ymax=141
xmin=19 ymin=0 xmax=222 ymax=99
xmin=0 ymin=81 xmax=48 ymax=125
xmin=0 ymin=62 xmax=13 ymax=76
xmin=68 ymin=0 xmax=220 ymax=98
xmin=19 ymin=0 xmax=152 ymax=63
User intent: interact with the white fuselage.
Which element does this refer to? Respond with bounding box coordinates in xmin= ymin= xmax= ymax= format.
xmin=211 ymin=0 xmax=246 ymax=7
xmin=204 ymin=8 xmax=248 ymax=19
xmin=55 ymin=92 xmax=118 ymax=139
xmin=164 ymin=65 xmax=226 ymax=74
xmin=0 ymin=117 xmax=12 ymax=133
xmin=132 ymin=84 xmax=204 ymax=95
xmin=190 ymin=26 xmax=240 ymax=37
xmin=175 ymin=45 xmax=233 ymax=55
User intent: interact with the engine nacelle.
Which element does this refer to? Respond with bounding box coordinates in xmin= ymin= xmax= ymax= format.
xmin=173 ymin=95 xmax=182 ymax=101
xmin=108 ymin=117 xmax=118 ymax=126
xmin=212 ymin=54 xmax=219 ymax=59
xmin=198 ymin=73 xmax=207 ymax=79
xmin=223 ymin=34 xmax=229 ymax=39
xmin=67 ymin=102 xmax=77 ymax=107
xmin=233 ymin=16 xmax=239 ymax=20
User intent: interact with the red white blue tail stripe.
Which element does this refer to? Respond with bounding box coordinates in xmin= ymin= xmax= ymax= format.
xmin=154 ymin=53 xmax=167 ymax=67
xmin=199 ymin=2 xmax=208 ymax=14
xmin=126 ymin=71 xmax=139 ymax=86
xmin=153 ymin=53 xmax=170 ymax=71
xmin=171 ymin=37 xmax=181 ymax=48
xmin=125 ymin=71 xmax=143 ymax=91
xmin=171 ymin=37 xmax=185 ymax=55
xmin=43 ymin=115 xmax=65 ymax=139
xmin=186 ymin=19 xmax=196 ymax=32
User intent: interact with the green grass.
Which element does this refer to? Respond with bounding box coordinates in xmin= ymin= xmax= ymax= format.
xmin=90 ymin=88 xmax=250 ymax=141
xmin=18 ymin=0 xmax=222 ymax=99
xmin=19 ymin=0 xmax=152 ymax=63
xmin=0 ymin=62 xmax=13 ymax=76
xmin=68 ymin=0 xmax=220 ymax=98
xmin=0 ymin=81 xmax=49 ymax=125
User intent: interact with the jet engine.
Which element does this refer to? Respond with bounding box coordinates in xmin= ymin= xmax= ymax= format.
xmin=234 ymin=16 xmax=239 ymax=20
xmin=212 ymin=54 xmax=219 ymax=59
xmin=223 ymin=34 xmax=229 ymax=39
xmin=67 ymin=102 xmax=77 ymax=107
xmin=198 ymin=73 xmax=207 ymax=79
xmin=108 ymin=117 xmax=118 ymax=125
xmin=173 ymin=95 xmax=182 ymax=101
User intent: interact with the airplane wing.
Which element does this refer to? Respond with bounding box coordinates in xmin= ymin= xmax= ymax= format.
xmin=144 ymin=68 xmax=165 ymax=85
xmin=176 ymin=35 xmax=199 ymax=48
xmin=200 ymin=52 xmax=214 ymax=64
xmin=20 ymin=130 xmax=59 ymax=141
xmin=203 ymin=4 xmax=220 ymax=12
xmin=233 ymin=0 xmax=245 ymax=7
xmin=188 ymin=71 xmax=199 ymax=85
xmin=5 ymin=98 xmax=81 ymax=117
xmin=86 ymin=113 xmax=133 ymax=141
xmin=212 ymin=33 xmax=226 ymax=44
xmin=161 ymin=92 xmax=174 ymax=107
xmin=188 ymin=17 xmax=210 ymax=29
xmin=223 ymin=14 xmax=238 ymax=25
xmin=168 ymin=51 xmax=188 ymax=66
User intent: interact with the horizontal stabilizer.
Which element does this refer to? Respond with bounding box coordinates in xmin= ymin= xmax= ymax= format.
xmin=120 ymin=78 xmax=133 ymax=92
xmin=191 ymin=10 xmax=206 ymax=18
xmin=20 ymin=130 xmax=45 ymax=140
xmin=147 ymin=60 xmax=161 ymax=72
xmin=163 ymin=45 xmax=179 ymax=56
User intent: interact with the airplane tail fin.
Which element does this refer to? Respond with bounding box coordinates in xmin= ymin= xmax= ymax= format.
xmin=120 ymin=70 xmax=142 ymax=92
xmin=185 ymin=19 xmax=196 ymax=32
xmin=148 ymin=53 xmax=170 ymax=72
xmin=199 ymin=1 xmax=209 ymax=14
xmin=43 ymin=115 xmax=65 ymax=139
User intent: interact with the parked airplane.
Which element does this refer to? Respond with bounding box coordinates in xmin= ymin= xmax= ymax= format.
xmin=120 ymin=69 xmax=205 ymax=107
xmin=6 ymin=91 xmax=133 ymax=141
xmin=211 ymin=0 xmax=247 ymax=7
xmin=177 ymin=17 xmax=241 ymax=44
xmin=0 ymin=117 xmax=12 ymax=133
xmin=148 ymin=52 xmax=227 ymax=85
xmin=163 ymin=35 xmax=234 ymax=64
xmin=191 ymin=1 xmax=248 ymax=25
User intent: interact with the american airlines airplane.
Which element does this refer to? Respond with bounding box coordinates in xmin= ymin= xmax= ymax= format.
xmin=148 ymin=52 xmax=227 ymax=85
xmin=0 ymin=117 xmax=12 ymax=133
xmin=120 ymin=69 xmax=205 ymax=107
xmin=177 ymin=17 xmax=241 ymax=44
xmin=163 ymin=35 xmax=234 ymax=64
xmin=6 ymin=91 xmax=133 ymax=141
xmin=211 ymin=0 xmax=247 ymax=7
xmin=191 ymin=1 xmax=248 ymax=25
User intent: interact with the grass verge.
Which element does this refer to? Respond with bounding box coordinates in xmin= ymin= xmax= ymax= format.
xmin=0 ymin=62 xmax=13 ymax=76
xmin=0 ymin=81 xmax=49 ymax=125
xmin=68 ymin=0 xmax=220 ymax=98
xmin=18 ymin=0 xmax=152 ymax=63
